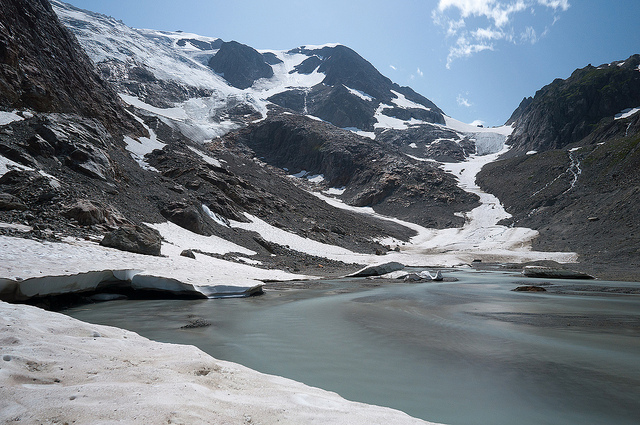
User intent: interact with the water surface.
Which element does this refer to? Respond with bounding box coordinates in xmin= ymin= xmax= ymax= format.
xmin=65 ymin=269 xmax=640 ymax=425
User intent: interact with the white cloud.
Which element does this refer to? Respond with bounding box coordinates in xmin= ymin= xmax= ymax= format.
xmin=390 ymin=65 xmax=397 ymax=71
xmin=416 ymin=67 xmax=424 ymax=77
xmin=447 ymin=35 xmax=494 ymax=69
xmin=537 ymin=0 xmax=570 ymax=11
xmin=457 ymin=93 xmax=472 ymax=107
xmin=434 ymin=0 xmax=570 ymax=67
xmin=520 ymin=26 xmax=537 ymax=44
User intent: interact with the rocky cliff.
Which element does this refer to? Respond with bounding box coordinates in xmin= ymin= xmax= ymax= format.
xmin=0 ymin=0 xmax=138 ymax=134
xmin=478 ymin=56 xmax=640 ymax=279
xmin=505 ymin=55 xmax=640 ymax=156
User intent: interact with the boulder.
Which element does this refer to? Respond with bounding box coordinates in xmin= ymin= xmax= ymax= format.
xmin=63 ymin=200 xmax=105 ymax=225
xmin=347 ymin=262 xmax=404 ymax=277
xmin=513 ymin=286 xmax=547 ymax=292
xmin=180 ymin=249 xmax=196 ymax=259
xmin=522 ymin=266 xmax=594 ymax=279
xmin=63 ymin=200 xmax=127 ymax=226
xmin=160 ymin=202 xmax=209 ymax=235
xmin=0 ymin=193 xmax=27 ymax=211
xmin=100 ymin=224 xmax=162 ymax=256
xmin=403 ymin=273 xmax=423 ymax=282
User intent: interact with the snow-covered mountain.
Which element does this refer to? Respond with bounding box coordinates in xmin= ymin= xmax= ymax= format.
xmin=51 ymin=0 xmax=505 ymax=158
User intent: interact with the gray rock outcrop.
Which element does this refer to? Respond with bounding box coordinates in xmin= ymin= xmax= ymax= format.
xmin=100 ymin=224 xmax=162 ymax=256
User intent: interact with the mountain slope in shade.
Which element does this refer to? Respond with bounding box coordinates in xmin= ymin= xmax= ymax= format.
xmin=0 ymin=0 xmax=138 ymax=134
xmin=478 ymin=56 xmax=640 ymax=279
xmin=505 ymin=55 xmax=640 ymax=156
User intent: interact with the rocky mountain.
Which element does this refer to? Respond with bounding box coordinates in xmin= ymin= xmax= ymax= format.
xmin=41 ymin=0 xmax=508 ymax=231
xmin=222 ymin=110 xmax=477 ymax=228
xmin=505 ymin=55 xmax=640 ymax=156
xmin=50 ymin=0 xmax=490 ymax=157
xmin=0 ymin=0 xmax=138 ymax=134
xmin=478 ymin=55 xmax=640 ymax=279
xmin=4 ymin=0 xmax=500 ymax=285
xmin=9 ymin=0 xmax=619 ymax=290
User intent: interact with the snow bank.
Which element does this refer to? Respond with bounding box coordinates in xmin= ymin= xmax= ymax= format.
xmin=230 ymin=213 xmax=365 ymax=261
xmin=0 ymin=220 xmax=307 ymax=301
xmin=0 ymin=301 xmax=437 ymax=424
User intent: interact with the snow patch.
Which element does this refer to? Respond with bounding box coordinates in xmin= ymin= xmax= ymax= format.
xmin=374 ymin=104 xmax=425 ymax=130
xmin=230 ymin=213 xmax=361 ymax=261
xmin=123 ymin=133 xmax=165 ymax=172
xmin=343 ymin=127 xmax=375 ymax=139
xmin=0 ymin=111 xmax=24 ymax=126
xmin=201 ymin=204 xmax=230 ymax=227
xmin=120 ymin=94 xmax=188 ymax=121
xmin=188 ymin=146 xmax=222 ymax=167
xmin=526 ymin=151 xmax=537 ymax=155
xmin=615 ymin=107 xmax=640 ymax=120
xmin=307 ymin=174 xmax=325 ymax=183
xmin=390 ymin=90 xmax=431 ymax=111
xmin=344 ymin=85 xmax=374 ymax=102
xmin=324 ymin=187 xmax=346 ymax=196
xmin=147 ymin=221 xmax=249 ymax=256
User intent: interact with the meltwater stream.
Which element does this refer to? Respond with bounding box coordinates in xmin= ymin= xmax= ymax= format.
xmin=64 ymin=269 xmax=640 ymax=425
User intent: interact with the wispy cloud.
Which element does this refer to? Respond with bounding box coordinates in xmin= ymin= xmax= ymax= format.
xmin=457 ymin=93 xmax=472 ymax=107
xmin=433 ymin=0 xmax=570 ymax=68
xmin=390 ymin=65 xmax=397 ymax=71
xmin=416 ymin=67 xmax=424 ymax=77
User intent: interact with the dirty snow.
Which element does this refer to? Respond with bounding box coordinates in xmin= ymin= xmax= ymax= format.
xmin=0 ymin=301 xmax=437 ymax=425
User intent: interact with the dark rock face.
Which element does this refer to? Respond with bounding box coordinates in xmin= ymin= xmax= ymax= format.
xmin=305 ymin=84 xmax=378 ymax=130
xmin=208 ymin=41 xmax=274 ymax=89
xmin=478 ymin=91 xmax=640 ymax=280
xmin=291 ymin=56 xmax=322 ymax=74
xmin=225 ymin=111 xmax=479 ymax=228
xmin=160 ymin=201 xmax=211 ymax=236
xmin=375 ymin=124 xmax=474 ymax=162
xmin=0 ymin=193 xmax=27 ymax=211
xmin=0 ymin=0 xmax=138 ymax=135
xmin=262 ymin=52 xmax=283 ymax=65
xmin=268 ymin=45 xmax=444 ymax=131
xmin=176 ymin=38 xmax=223 ymax=51
xmin=506 ymin=55 xmax=640 ymax=156
xmin=100 ymin=224 xmax=162 ymax=256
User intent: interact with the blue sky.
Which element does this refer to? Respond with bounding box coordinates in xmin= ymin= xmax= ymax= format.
xmin=63 ymin=0 xmax=639 ymax=126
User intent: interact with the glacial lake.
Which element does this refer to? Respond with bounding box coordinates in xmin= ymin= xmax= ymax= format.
xmin=64 ymin=269 xmax=640 ymax=425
